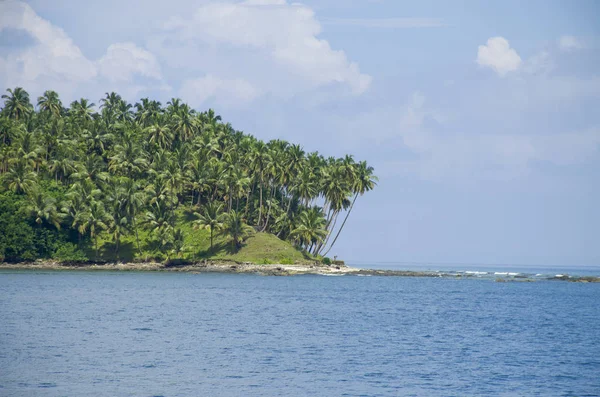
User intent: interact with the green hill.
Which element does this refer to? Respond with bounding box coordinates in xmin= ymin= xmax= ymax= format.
xmin=88 ymin=209 xmax=312 ymax=264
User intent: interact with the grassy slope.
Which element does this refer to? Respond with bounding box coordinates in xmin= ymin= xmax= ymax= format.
xmin=87 ymin=209 xmax=313 ymax=264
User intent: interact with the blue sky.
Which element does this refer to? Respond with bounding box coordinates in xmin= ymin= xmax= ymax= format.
xmin=1 ymin=0 xmax=599 ymax=266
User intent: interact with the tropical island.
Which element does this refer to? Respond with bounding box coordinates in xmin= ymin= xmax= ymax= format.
xmin=0 ymin=87 xmax=377 ymax=267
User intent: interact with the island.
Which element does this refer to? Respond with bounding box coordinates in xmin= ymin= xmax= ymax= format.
xmin=0 ymin=88 xmax=377 ymax=267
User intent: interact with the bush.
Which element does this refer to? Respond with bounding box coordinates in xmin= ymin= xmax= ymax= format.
xmin=280 ymin=257 xmax=293 ymax=265
xmin=261 ymin=258 xmax=273 ymax=265
xmin=322 ymin=257 xmax=332 ymax=265
xmin=53 ymin=243 xmax=88 ymax=262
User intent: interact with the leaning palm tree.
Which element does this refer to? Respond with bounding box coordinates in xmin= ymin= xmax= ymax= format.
xmin=221 ymin=210 xmax=253 ymax=249
xmin=323 ymin=161 xmax=377 ymax=256
xmin=193 ymin=201 xmax=225 ymax=250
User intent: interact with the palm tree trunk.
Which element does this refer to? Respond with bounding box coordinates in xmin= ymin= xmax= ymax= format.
xmin=260 ymin=201 xmax=272 ymax=232
xmin=94 ymin=235 xmax=99 ymax=261
xmin=210 ymin=227 xmax=214 ymax=250
xmin=323 ymin=193 xmax=358 ymax=257
xmin=244 ymin=190 xmax=251 ymax=218
xmin=317 ymin=211 xmax=339 ymax=256
xmin=133 ymin=217 xmax=142 ymax=256
xmin=258 ymin=183 xmax=263 ymax=227
xmin=286 ymin=194 xmax=293 ymax=216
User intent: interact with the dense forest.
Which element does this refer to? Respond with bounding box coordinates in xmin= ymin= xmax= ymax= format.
xmin=0 ymin=87 xmax=376 ymax=263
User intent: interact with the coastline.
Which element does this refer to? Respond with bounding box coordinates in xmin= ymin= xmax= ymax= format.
xmin=0 ymin=261 xmax=599 ymax=282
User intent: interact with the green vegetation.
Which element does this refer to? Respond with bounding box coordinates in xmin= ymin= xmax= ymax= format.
xmin=0 ymin=88 xmax=377 ymax=264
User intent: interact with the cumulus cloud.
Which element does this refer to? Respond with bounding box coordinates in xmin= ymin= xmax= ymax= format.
xmin=97 ymin=43 xmax=162 ymax=82
xmin=0 ymin=0 xmax=96 ymax=90
xmin=179 ymin=75 xmax=260 ymax=107
xmin=476 ymin=37 xmax=522 ymax=76
xmin=0 ymin=0 xmax=162 ymax=101
xmin=558 ymin=35 xmax=583 ymax=51
xmin=151 ymin=0 xmax=372 ymax=104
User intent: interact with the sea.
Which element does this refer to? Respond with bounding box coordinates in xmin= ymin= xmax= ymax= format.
xmin=1 ymin=267 xmax=599 ymax=396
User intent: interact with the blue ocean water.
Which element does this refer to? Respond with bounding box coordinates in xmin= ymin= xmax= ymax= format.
xmin=0 ymin=271 xmax=599 ymax=396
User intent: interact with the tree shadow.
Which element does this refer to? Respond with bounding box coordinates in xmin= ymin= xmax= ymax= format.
xmin=194 ymin=239 xmax=242 ymax=259
xmin=99 ymin=241 xmax=135 ymax=262
xmin=181 ymin=207 xmax=198 ymax=222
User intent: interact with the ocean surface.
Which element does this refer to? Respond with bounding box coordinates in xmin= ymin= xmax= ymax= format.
xmin=1 ymin=270 xmax=599 ymax=396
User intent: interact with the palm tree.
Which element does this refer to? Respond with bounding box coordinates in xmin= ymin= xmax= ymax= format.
xmin=193 ymin=201 xmax=225 ymax=250
xmin=120 ymin=177 xmax=146 ymax=255
xmin=37 ymin=90 xmax=62 ymax=119
xmin=25 ymin=187 xmax=62 ymax=228
xmin=69 ymin=98 xmax=96 ymax=124
xmin=71 ymin=155 xmax=110 ymax=187
xmin=105 ymin=181 xmax=129 ymax=258
xmin=323 ymin=161 xmax=377 ymax=256
xmin=221 ymin=210 xmax=253 ymax=249
xmin=80 ymin=200 xmax=110 ymax=261
xmin=171 ymin=103 xmax=197 ymax=142
xmin=2 ymin=87 xmax=32 ymax=120
xmin=2 ymin=161 xmax=37 ymax=194
xmin=109 ymin=137 xmax=148 ymax=177
xmin=143 ymin=200 xmax=176 ymax=254
xmin=99 ymin=92 xmax=122 ymax=115
xmin=290 ymin=207 xmax=327 ymax=252
xmin=144 ymin=118 xmax=173 ymax=149
xmin=251 ymin=141 xmax=270 ymax=227
xmin=62 ymin=192 xmax=89 ymax=245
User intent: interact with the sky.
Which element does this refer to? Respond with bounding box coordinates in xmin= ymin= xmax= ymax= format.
xmin=1 ymin=0 xmax=599 ymax=266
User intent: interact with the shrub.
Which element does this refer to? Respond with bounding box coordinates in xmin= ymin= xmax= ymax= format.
xmin=53 ymin=243 xmax=88 ymax=262
xmin=261 ymin=258 xmax=273 ymax=265
xmin=322 ymin=257 xmax=332 ymax=265
xmin=280 ymin=257 xmax=293 ymax=265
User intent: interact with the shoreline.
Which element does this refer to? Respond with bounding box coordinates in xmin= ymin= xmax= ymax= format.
xmin=0 ymin=261 xmax=599 ymax=282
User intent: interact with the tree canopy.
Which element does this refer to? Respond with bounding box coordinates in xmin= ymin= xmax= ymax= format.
xmin=0 ymin=88 xmax=377 ymax=263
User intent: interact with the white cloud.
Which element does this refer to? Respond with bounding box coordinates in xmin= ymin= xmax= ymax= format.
xmin=338 ymin=91 xmax=600 ymax=181
xmin=0 ymin=0 xmax=162 ymax=101
xmin=476 ymin=37 xmax=522 ymax=76
xmin=321 ymin=17 xmax=445 ymax=29
xmin=151 ymin=0 xmax=372 ymax=102
xmin=558 ymin=35 xmax=583 ymax=51
xmin=97 ymin=42 xmax=162 ymax=82
xmin=0 ymin=0 xmax=96 ymax=91
xmin=179 ymin=75 xmax=260 ymax=107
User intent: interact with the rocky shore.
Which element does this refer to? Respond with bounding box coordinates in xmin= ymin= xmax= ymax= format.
xmin=0 ymin=261 xmax=598 ymax=282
